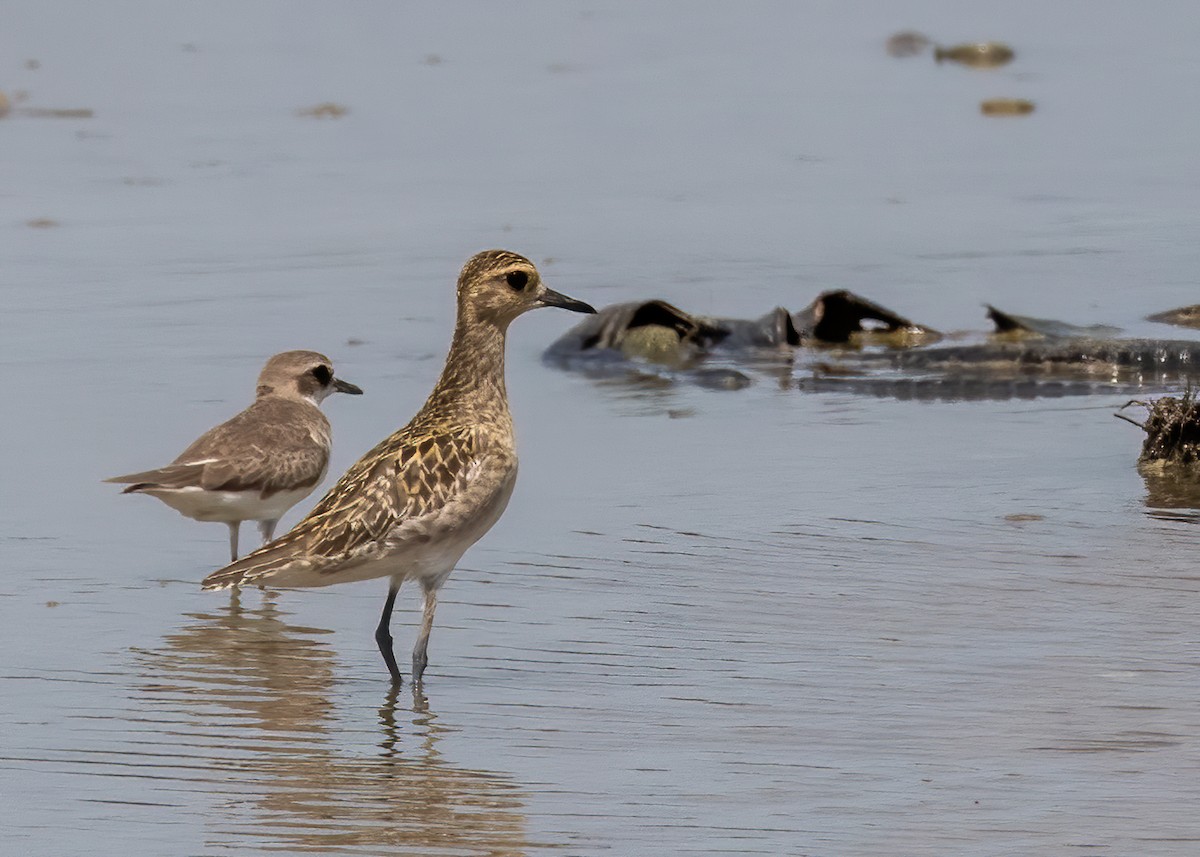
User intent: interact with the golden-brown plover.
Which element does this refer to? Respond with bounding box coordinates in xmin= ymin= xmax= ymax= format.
xmin=201 ymin=250 xmax=595 ymax=684
xmin=107 ymin=350 xmax=362 ymax=561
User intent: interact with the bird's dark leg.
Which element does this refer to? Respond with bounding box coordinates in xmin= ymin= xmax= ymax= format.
xmin=375 ymin=578 xmax=403 ymax=685
xmin=227 ymin=522 xmax=240 ymax=562
xmin=412 ymin=581 xmax=439 ymax=685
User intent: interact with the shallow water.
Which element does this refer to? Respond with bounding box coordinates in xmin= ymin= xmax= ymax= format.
xmin=4 ymin=2 xmax=1200 ymax=855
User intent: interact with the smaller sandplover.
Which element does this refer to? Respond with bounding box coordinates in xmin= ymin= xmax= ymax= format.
xmin=202 ymin=251 xmax=594 ymax=685
xmin=107 ymin=350 xmax=363 ymax=560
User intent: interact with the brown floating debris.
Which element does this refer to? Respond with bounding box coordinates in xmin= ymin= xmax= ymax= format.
xmin=886 ymin=31 xmax=931 ymax=58
xmin=296 ymin=102 xmax=348 ymax=119
xmin=21 ymin=107 xmax=94 ymax=118
xmin=27 ymin=218 xmax=59 ymax=228
xmin=1147 ymin=305 xmax=1200 ymax=330
xmin=0 ymin=90 xmax=9 ymax=118
xmin=26 ymin=59 xmax=40 ymax=70
xmin=935 ymin=42 xmax=1015 ymax=68
xmin=981 ymin=98 xmax=1035 ymax=116
xmin=1121 ymin=392 xmax=1200 ymax=466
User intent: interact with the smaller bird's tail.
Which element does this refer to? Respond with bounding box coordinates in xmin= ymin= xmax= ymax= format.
xmin=105 ymin=463 xmax=206 ymax=492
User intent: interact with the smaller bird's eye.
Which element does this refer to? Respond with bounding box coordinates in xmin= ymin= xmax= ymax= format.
xmin=506 ymin=270 xmax=528 ymax=290
xmin=311 ymin=365 xmax=333 ymax=385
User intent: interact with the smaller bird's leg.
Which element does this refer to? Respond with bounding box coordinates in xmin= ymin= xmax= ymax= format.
xmin=227 ymin=522 xmax=240 ymax=562
xmin=258 ymin=519 xmax=278 ymax=544
xmin=412 ymin=582 xmax=439 ymax=685
xmin=375 ymin=579 xmax=403 ymax=685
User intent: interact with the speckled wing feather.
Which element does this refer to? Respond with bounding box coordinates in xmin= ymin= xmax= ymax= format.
xmin=201 ymin=424 xmax=484 ymax=589
xmin=106 ymin=400 xmax=330 ymax=497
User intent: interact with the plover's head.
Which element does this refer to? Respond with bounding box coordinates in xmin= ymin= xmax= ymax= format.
xmin=456 ymin=250 xmax=595 ymax=327
xmin=255 ymin=350 xmax=363 ymax=404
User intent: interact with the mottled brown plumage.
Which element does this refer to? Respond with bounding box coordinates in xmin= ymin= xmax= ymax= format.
xmin=202 ymin=250 xmax=595 ymax=685
xmin=107 ymin=350 xmax=362 ymax=560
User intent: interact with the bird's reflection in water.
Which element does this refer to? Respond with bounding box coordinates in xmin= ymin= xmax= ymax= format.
xmin=137 ymin=589 xmax=337 ymax=734
xmin=1139 ymin=463 xmax=1200 ymax=523
xmin=133 ymin=592 xmax=533 ymax=855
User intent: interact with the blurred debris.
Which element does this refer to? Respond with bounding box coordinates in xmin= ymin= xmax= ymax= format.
xmin=296 ymin=102 xmax=348 ymax=119
xmin=981 ymin=98 xmax=1035 ymax=116
xmin=935 ymin=42 xmax=1015 ymax=68
xmin=22 ymin=107 xmax=93 ymax=118
xmin=0 ymin=90 xmax=9 ymax=118
xmin=25 ymin=59 xmax=40 ymax=70
xmin=1147 ymin=305 xmax=1200 ymax=330
xmin=27 ymin=218 xmax=59 ymax=228
xmin=1119 ymin=392 xmax=1200 ymax=465
xmin=886 ymin=31 xmax=931 ymax=58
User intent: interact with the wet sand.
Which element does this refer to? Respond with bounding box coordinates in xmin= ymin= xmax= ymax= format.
xmin=3 ymin=2 xmax=1200 ymax=854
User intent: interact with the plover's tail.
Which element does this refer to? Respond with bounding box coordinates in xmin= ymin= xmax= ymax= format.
xmin=117 ymin=482 xmax=157 ymax=494
xmin=105 ymin=463 xmax=207 ymax=491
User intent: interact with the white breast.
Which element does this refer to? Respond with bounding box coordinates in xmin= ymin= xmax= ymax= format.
xmin=142 ymin=484 xmax=318 ymax=524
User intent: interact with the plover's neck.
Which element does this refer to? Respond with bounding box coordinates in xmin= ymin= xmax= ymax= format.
xmin=421 ymin=310 xmax=512 ymax=427
xmin=257 ymin=386 xmax=322 ymax=407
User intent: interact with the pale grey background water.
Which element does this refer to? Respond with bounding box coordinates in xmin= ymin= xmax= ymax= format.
xmin=3 ymin=2 xmax=1200 ymax=855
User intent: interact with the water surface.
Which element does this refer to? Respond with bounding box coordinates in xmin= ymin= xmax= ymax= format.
xmin=3 ymin=2 xmax=1200 ymax=855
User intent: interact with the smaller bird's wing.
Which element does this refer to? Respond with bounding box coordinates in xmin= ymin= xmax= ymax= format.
xmin=107 ymin=400 xmax=331 ymax=497
xmin=201 ymin=424 xmax=495 ymax=589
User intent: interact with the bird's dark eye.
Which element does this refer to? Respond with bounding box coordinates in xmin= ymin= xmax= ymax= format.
xmin=311 ymin=365 xmax=333 ymax=385
xmin=506 ymin=270 xmax=528 ymax=290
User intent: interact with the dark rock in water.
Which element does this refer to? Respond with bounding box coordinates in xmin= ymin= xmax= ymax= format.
xmin=797 ymin=290 xmax=939 ymax=345
xmin=722 ymin=307 xmax=802 ymax=349
xmin=814 ymin=299 xmax=1200 ymax=399
xmin=543 ymin=291 xmax=934 ymax=389
xmin=886 ymin=337 xmax=1200 ymax=377
xmin=1147 ymin=305 xmax=1200 ymax=330
xmin=690 ymin=368 xmax=754 ymax=391
xmin=543 ymin=299 xmax=727 ymax=367
xmin=799 ymin=370 xmax=1140 ymax=401
xmin=549 ymin=294 xmax=1200 ymax=400
xmin=986 ymin=305 xmax=1121 ymax=339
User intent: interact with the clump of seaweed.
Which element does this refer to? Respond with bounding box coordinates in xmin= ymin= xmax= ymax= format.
xmin=1117 ymin=390 xmax=1200 ymax=465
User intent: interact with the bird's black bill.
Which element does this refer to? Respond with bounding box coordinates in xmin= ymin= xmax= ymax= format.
xmin=333 ymin=378 xmax=364 ymax=395
xmin=539 ymin=288 xmax=596 ymax=314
